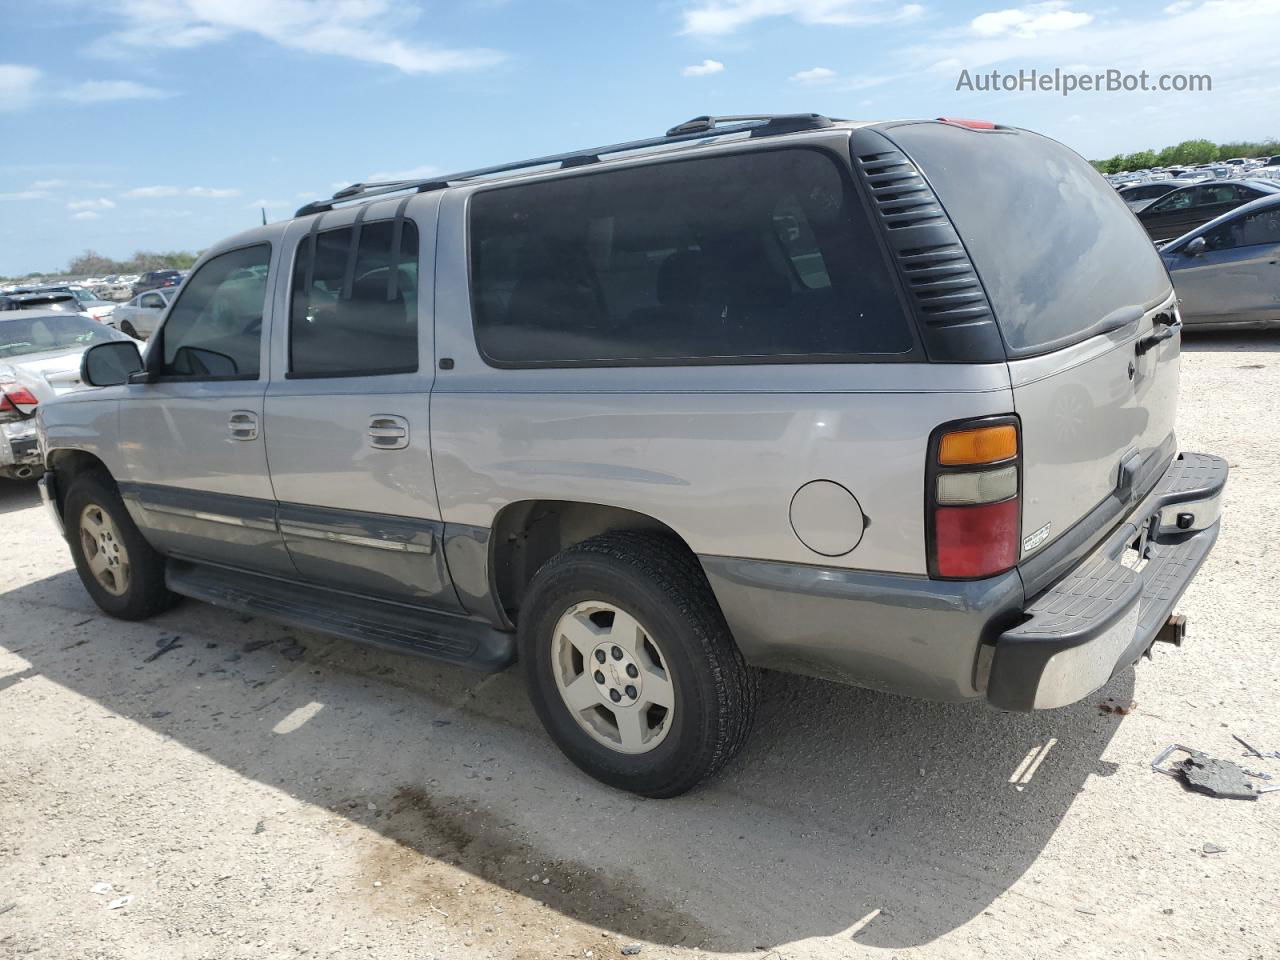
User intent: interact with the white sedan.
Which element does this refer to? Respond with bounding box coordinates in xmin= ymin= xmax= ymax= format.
xmin=110 ymin=287 xmax=175 ymax=339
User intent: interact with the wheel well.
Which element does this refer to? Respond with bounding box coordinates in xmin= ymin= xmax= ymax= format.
xmin=490 ymin=500 xmax=694 ymax=624
xmin=47 ymin=450 xmax=112 ymax=516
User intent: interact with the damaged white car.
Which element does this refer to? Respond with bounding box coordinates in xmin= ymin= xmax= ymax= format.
xmin=1 ymin=310 xmax=139 ymax=480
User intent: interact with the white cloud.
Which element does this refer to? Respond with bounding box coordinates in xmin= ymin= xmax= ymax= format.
xmin=245 ymin=199 xmax=290 ymax=209
xmin=71 ymin=210 xmax=101 ymax=220
xmin=95 ymin=0 xmax=504 ymax=74
xmin=32 ymin=178 xmax=113 ymax=190
xmin=123 ymin=185 xmax=240 ymax=198
xmin=1163 ymin=0 xmax=1194 ymax=11
xmin=365 ymin=164 xmax=442 ymax=182
xmin=970 ymin=1 xmax=1092 ymax=38
xmin=61 ymin=79 xmax=170 ymax=103
xmin=682 ymin=58 xmax=725 ymax=77
xmin=67 ymin=197 xmax=116 ymax=211
xmin=790 ymin=66 xmax=837 ymax=83
xmin=124 ymin=185 xmax=180 ymax=197
xmin=186 ymin=186 xmax=239 ymax=198
xmin=0 ymin=64 xmax=40 ymax=112
xmin=682 ymin=1 xmax=924 ymax=35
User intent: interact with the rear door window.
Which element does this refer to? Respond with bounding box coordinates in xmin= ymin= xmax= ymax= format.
xmin=887 ymin=123 xmax=1171 ymax=356
xmin=289 ymin=219 xmax=419 ymax=377
xmin=468 ymin=148 xmax=912 ymax=365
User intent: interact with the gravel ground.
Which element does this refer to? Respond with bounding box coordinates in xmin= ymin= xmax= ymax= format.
xmin=1 ymin=331 xmax=1278 ymax=960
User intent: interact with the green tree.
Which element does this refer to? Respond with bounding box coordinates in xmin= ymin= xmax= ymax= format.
xmin=1123 ymin=150 xmax=1158 ymax=171
xmin=1169 ymin=138 xmax=1217 ymax=165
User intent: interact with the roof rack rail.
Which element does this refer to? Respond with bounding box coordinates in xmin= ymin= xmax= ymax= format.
xmin=295 ymin=112 xmax=837 ymax=217
xmin=664 ymin=113 xmax=833 ymax=136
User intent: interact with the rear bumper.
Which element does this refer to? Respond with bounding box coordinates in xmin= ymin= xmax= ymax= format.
xmin=1 ymin=419 xmax=41 ymax=474
xmin=700 ymin=451 xmax=1225 ymax=708
xmin=987 ymin=452 xmax=1227 ymax=710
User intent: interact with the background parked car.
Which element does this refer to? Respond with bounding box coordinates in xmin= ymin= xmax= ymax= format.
xmin=28 ymin=285 xmax=117 ymax=324
xmin=110 ymin=287 xmax=175 ymax=338
xmin=131 ymin=270 xmax=184 ymax=297
xmin=1117 ymin=180 xmax=1178 ymax=211
xmin=1162 ymin=193 xmax=1280 ymax=328
xmin=0 ymin=310 xmax=139 ymax=480
xmin=0 ymin=292 xmax=86 ymax=314
xmin=1137 ymin=178 xmax=1280 ymax=243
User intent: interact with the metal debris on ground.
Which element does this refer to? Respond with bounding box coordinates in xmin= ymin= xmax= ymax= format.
xmin=1099 ymin=698 xmax=1137 ymax=715
xmin=1232 ymin=734 xmax=1280 ymax=760
xmin=142 ymin=636 xmax=182 ymax=663
xmin=1151 ymin=744 xmax=1269 ymax=800
xmin=105 ymin=895 xmax=133 ymax=910
xmin=91 ymin=882 xmax=113 ymax=894
xmin=0 ymin=903 xmax=15 ymax=916
xmin=1202 ymin=843 xmax=1226 ymax=855
xmin=621 ymin=946 xmax=643 ymax=956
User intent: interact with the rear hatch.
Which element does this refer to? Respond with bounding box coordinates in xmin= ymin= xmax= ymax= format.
xmin=885 ymin=121 xmax=1179 ymax=563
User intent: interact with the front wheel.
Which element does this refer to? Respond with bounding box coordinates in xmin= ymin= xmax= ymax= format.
xmin=64 ymin=471 xmax=176 ymax=620
xmin=119 ymin=320 xmax=138 ymax=339
xmin=519 ymin=532 xmax=757 ymax=797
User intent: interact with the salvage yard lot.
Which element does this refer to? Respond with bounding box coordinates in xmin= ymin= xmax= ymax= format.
xmin=1 ymin=333 xmax=1278 ymax=960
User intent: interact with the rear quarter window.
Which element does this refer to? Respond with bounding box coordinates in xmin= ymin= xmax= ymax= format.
xmin=887 ymin=123 xmax=1172 ymax=356
xmin=468 ymin=147 xmax=914 ymax=366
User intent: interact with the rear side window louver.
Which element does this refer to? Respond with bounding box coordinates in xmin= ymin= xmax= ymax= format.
xmin=850 ymin=128 xmax=1006 ymax=363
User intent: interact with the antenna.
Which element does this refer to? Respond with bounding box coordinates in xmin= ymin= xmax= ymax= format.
xmin=261 ymin=207 xmax=267 ymax=226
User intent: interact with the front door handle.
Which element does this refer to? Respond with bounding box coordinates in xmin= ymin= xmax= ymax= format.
xmin=369 ymin=414 xmax=409 ymax=450
xmin=228 ymin=410 xmax=259 ymax=441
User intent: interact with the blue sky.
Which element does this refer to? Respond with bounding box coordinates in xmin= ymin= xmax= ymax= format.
xmin=2 ymin=0 xmax=1277 ymax=275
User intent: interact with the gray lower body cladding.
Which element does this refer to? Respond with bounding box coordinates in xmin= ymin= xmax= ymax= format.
xmin=700 ymin=556 xmax=1023 ymax=702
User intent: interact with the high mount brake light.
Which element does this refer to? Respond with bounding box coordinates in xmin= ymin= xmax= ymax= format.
xmin=936 ymin=117 xmax=999 ymax=130
xmin=927 ymin=417 xmax=1022 ymax=579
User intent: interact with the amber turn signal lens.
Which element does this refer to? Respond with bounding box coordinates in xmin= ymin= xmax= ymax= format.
xmin=938 ymin=424 xmax=1017 ymax=466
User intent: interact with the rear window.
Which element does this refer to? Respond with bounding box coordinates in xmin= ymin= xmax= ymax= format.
xmin=469 ymin=148 xmax=913 ymax=365
xmin=889 ymin=124 xmax=1171 ymax=356
xmin=289 ymin=219 xmax=419 ymax=377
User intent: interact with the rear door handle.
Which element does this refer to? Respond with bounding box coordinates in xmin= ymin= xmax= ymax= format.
xmin=228 ymin=410 xmax=259 ymax=441
xmin=1136 ymin=322 xmax=1181 ymax=356
xmin=369 ymin=414 xmax=409 ymax=450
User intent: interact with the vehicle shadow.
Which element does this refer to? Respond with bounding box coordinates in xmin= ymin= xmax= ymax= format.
xmin=2 ymin=569 xmax=1132 ymax=952
xmin=1181 ymin=329 xmax=1280 ymax=353
xmin=0 ymin=478 xmax=40 ymax=516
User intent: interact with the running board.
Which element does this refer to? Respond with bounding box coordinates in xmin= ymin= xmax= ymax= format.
xmin=166 ymin=560 xmax=515 ymax=671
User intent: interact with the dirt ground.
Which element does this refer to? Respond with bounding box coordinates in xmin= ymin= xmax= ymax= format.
xmin=1 ymin=332 xmax=1278 ymax=960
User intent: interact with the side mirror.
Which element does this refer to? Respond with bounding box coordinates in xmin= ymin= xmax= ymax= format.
xmin=1184 ymin=236 xmax=1207 ymax=256
xmin=81 ymin=341 xmax=144 ymax=387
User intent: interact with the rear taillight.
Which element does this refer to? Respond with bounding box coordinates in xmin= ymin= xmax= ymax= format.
xmin=927 ymin=417 xmax=1021 ymax=579
xmin=0 ymin=384 xmax=39 ymax=419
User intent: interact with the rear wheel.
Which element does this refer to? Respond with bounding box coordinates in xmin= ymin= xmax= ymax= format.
xmin=519 ymin=531 xmax=757 ymax=797
xmin=119 ymin=320 xmax=138 ymax=338
xmin=64 ymin=471 xmax=175 ymax=620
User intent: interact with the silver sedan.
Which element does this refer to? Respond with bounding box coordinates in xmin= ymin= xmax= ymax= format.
xmin=1162 ymin=193 xmax=1280 ymax=328
xmin=110 ymin=287 xmax=175 ymax=339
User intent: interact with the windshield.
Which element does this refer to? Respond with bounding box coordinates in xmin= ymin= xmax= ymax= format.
xmin=0 ymin=313 xmax=122 ymax=358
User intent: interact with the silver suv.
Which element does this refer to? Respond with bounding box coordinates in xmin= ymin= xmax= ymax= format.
xmin=36 ymin=114 xmax=1227 ymax=797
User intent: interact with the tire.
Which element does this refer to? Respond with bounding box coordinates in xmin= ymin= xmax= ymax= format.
xmin=519 ymin=531 xmax=757 ymax=797
xmin=119 ymin=320 xmax=138 ymax=339
xmin=64 ymin=470 xmax=176 ymax=620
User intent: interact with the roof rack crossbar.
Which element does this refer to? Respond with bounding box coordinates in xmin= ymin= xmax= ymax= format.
xmin=295 ymin=113 xmax=835 ymax=217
